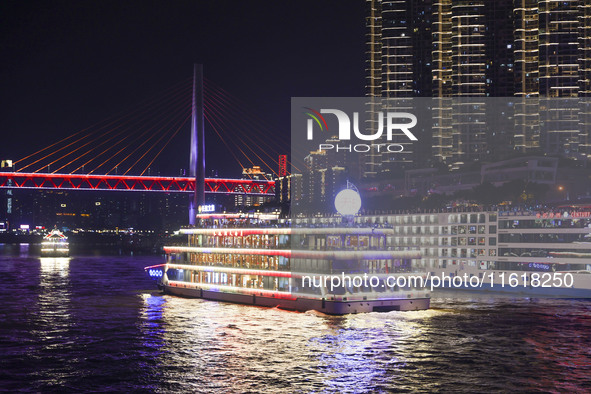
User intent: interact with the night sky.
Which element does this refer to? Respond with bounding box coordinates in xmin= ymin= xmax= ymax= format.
xmin=0 ymin=1 xmax=366 ymax=177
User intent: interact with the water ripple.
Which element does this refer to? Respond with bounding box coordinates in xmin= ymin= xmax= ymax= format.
xmin=0 ymin=253 xmax=590 ymax=392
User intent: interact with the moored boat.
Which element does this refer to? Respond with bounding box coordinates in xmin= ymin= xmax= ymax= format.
xmin=40 ymin=229 xmax=69 ymax=257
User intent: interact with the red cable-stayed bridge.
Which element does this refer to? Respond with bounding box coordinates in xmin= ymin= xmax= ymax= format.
xmin=1 ymin=66 xmax=299 ymax=205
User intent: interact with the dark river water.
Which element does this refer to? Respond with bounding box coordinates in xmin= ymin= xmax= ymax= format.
xmin=1 ymin=243 xmax=590 ymax=393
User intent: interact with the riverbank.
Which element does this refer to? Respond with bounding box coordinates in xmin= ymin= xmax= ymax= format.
xmin=0 ymin=231 xmax=185 ymax=254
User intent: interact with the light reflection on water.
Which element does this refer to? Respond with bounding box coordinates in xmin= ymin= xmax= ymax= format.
xmin=34 ymin=258 xmax=75 ymax=387
xmin=1 ymin=251 xmax=591 ymax=392
xmin=137 ymin=292 xmax=591 ymax=393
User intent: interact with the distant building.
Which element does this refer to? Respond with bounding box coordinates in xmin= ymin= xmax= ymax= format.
xmin=298 ymin=142 xmax=350 ymax=213
xmin=234 ymin=166 xmax=275 ymax=208
xmin=276 ymin=173 xmax=302 ymax=204
xmin=1 ymin=160 xmax=13 ymax=228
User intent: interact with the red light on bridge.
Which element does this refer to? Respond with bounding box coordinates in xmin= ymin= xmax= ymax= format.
xmin=0 ymin=172 xmax=275 ymax=195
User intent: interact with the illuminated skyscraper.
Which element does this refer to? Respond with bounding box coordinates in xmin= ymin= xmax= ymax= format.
xmin=579 ymin=1 xmax=591 ymax=158
xmin=432 ymin=0 xmax=453 ymax=164
xmin=365 ymin=0 xmax=433 ymax=176
xmin=514 ymin=0 xmax=541 ymax=153
xmin=365 ymin=0 xmax=591 ymax=176
xmin=514 ymin=0 xmax=540 ymax=97
xmin=449 ymin=1 xmax=488 ymax=168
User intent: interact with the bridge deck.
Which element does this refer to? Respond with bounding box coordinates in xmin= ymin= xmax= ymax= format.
xmin=0 ymin=172 xmax=275 ymax=195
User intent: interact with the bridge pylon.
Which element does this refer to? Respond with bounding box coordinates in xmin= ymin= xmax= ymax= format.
xmin=189 ymin=64 xmax=205 ymax=225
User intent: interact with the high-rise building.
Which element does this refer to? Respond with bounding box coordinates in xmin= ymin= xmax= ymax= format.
xmin=366 ymin=0 xmax=591 ymax=175
xmin=539 ymin=0 xmax=579 ymax=98
xmin=537 ymin=1 xmax=580 ymax=157
xmin=579 ymin=1 xmax=591 ymax=158
xmin=514 ymin=0 xmax=541 ymax=154
xmin=432 ymin=0 xmax=452 ymax=97
xmin=486 ymin=1 xmax=515 ymax=97
xmin=432 ymin=0 xmax=453 ymax=164
xmin=366 ymin=0 xmax=383 ymax=98
xmin=380 ymin=1 xmax=414 ymax=97
xmin=514 ymin=0 xmax=540 ymax=97
xmin=365 ymin=1 xmax=433 ymax=176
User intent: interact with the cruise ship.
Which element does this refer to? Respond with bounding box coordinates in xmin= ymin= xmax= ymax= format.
xmin=40 ymin=229 xmax=70 ymax=257
xmin=145 ymin=211 xmax=431 ymax=314
xmin=301 ymin=206 xmax=591 ymax=297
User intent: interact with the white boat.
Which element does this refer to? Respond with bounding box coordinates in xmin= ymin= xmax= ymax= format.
xmin=146 ymin=211 xmax=431 ymax=314
xmin=347 ymin=207 xmax=591 ymax=297
xmin=41 ymin=229 xmax=69 ymax=257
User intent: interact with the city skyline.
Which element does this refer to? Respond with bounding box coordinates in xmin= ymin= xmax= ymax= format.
xmin=1 ymin=5 xmax=591 ymax=392
xmin=5 ymin=2 xmax=590 ymax=180
xmin=1 ymin=1 xmax=366 ymax=178
xmin=3 ymin=1 xmax=591 ymax=227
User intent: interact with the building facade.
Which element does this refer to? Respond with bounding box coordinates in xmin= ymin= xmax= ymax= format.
xmin=365 ymin=0 xmax=591 ymax=175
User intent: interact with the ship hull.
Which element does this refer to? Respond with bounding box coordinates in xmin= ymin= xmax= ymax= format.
xmin=40 ymin=249 xmax=69 ymax=257
xmin=162 ymin=284 xmax=430 ymax=314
